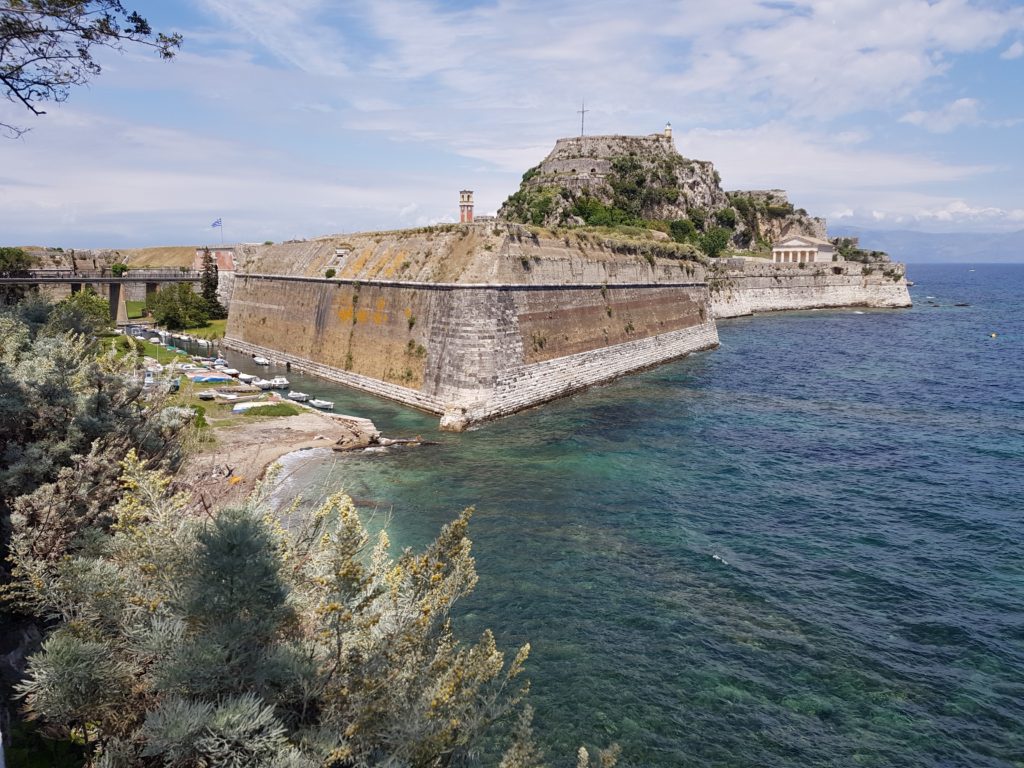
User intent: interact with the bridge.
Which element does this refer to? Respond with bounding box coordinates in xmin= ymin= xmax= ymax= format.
xmin=0 ymin=269 xmax=204 ymax=323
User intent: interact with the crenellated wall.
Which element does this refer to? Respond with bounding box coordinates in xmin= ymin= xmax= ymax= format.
xmin=707 ymin=260 xmax=911 ymax=318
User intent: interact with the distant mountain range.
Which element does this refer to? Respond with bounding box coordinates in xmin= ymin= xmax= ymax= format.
xmin=830 ymin=226 xmax=1024 ymax=263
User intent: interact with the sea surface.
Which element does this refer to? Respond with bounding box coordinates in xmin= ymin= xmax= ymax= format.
xmin=244 ymin=263 xmax=1023 ymax=767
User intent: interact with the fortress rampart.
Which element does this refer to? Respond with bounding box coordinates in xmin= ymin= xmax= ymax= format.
xmin=222 ymin=224 xmax=910 ymax=429
xmin=707 ymin=260 xmax=911 ymax=318
xmin=225 ymin=270 xmax=717 ymax=429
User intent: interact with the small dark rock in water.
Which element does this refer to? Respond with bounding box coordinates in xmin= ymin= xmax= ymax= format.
xmin=954 ymin=302 xmax=971 ymax=307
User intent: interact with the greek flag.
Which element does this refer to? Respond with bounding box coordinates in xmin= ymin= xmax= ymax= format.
xmin=211 ymin=218 xmax=222 ymax=228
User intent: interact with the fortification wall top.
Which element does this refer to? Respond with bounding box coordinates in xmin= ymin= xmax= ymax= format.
xmin=233 ymin=222 xmax=708 ymax=286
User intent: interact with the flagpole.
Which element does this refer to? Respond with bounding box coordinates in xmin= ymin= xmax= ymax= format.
xmin=221 ymin=219 xmax=224 ymax=245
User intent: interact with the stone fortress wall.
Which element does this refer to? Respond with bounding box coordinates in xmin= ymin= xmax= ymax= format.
xmin=707 ymin=259 xmax=911 ymax=318
xmin=223 ymin=223 xmax=909 ymax=429
xmin=225 ymin=225 xmax=718 ymax=429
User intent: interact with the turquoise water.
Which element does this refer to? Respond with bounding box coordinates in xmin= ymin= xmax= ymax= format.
xmin=248 ymin=264 xmax=1024 ymax=767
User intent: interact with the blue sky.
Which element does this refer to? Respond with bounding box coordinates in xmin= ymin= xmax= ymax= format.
xmin=2 ymin=0 xmax=1023 ymax=248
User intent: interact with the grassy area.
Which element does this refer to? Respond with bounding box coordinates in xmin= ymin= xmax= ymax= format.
xmin=137 ymin=339 xmax=190 ymax=365
xmin=176 ymin=318 xmax=227 ymax=340
xmin=126 ymin=300 xmax=147 ymax=319
xmin=243 ymin=403 xmax=302 ymax=417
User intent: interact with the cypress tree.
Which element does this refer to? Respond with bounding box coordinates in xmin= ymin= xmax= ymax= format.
xmin=199 ymin=248 xmax=227 ymax=319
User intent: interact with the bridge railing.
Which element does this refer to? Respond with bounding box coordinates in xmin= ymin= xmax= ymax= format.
xmin=0 ymin=269 xmax=203 ymax=281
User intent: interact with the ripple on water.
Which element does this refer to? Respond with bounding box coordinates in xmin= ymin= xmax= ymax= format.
xmin=272 ymin=265 xmax=1024 ymax=767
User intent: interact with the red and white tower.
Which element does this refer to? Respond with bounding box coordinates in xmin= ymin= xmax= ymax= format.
xmin=459 ymin=190 xmax=474 ymax=223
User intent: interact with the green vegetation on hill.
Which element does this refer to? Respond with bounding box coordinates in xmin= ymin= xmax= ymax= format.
xmin=500 ymin=136 xmax=830 ymax=260
xmin=832 ymin=237 xmax=890 ymax=264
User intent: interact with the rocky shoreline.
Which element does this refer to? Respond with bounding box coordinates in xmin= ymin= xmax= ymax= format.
xmin=175 ymin=409 xmax=428 ymax=509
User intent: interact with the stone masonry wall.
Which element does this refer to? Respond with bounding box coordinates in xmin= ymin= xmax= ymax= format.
xmin=225 ymin=275 xmax=716 ymax=428
xmin=708 ymin=260 xmax=911 ymax=318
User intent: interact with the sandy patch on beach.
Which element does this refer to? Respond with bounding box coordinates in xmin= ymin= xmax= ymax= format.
xmin=176 ymin=411 xmax=377 ymax=509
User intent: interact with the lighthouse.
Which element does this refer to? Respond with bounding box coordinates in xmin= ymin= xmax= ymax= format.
xmin=459 ymin=190 xmax=474 ymax=223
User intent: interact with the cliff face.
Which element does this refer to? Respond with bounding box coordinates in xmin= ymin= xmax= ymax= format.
xmin=725 ymin=189 xmax=828 ymax=248
xmin=498 ymin=133 xmax=825 ymax=254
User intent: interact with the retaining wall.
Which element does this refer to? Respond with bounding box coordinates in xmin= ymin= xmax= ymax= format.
xmin=708 ymin=260 xmax=911 ymax=318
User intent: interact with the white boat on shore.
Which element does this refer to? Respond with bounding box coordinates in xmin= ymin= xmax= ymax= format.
xmin=237 ymin=373 xmax=257 ymax=382
xmin=287 ymin=391 xmax=310 ymax=402
xmin=309 ymin=398 xmax=334 ymax=410
xmin=251 ymin=378 xmax=274 ymax=389
xmin=221 ymin=368 xmax=240 ymax=377
xmin=268 ymin=376 xmax=290 ymax=388
xmin=252 ymin=356 xmax=270 ymax=365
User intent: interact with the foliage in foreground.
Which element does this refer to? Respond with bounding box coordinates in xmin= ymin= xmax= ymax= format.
xmin=0 ymin=307 xmax=188 ymax=569
xmin=11 ymin=458 xmax=543 ymax=767
xmin=0 ymin=1 xmax=181 ymax=137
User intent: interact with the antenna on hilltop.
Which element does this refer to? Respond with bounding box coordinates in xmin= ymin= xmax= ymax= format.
xmin=577 ymin=100 xmax=589 ymax=137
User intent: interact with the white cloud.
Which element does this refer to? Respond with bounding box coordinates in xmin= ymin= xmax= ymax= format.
xmin=5 ymin=0 xmax=1024 ymax=246
xmin=1001 ymin=40 xmax=1024 ymax=59
xmin=900 ymin=97 xmax=981 ymax=132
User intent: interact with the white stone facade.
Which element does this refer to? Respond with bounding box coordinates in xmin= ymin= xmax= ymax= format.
xmin=771 ymin=235 xmax=834 ymax=264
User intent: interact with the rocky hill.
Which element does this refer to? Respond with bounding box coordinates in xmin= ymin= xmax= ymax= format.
xmin=499 ymin=131 xmax=826 ymax=256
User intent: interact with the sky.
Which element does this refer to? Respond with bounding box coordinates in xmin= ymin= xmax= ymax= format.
xmin=2 ymin=0 xmax=1024 ymax=248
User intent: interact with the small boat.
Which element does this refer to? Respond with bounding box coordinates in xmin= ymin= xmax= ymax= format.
xmin=213 ymin=358 xmax=228 ymax=366
xmin=197 ymin=339 xmax=210 ymax=347
xmin=252 ymin=356 xmax=270 ymax=365
xmin=197 ymin=390 xmax=216 ymax=401
xmin=148 ymin=336 xmax=161 ymax=343
xmin=287 ymin=391 xmax=310 ymax=402
xmin=251 ymin=378 xmax=274 ymax=389
xmin=268 ymin=376 xmax=290 ymax=388
xmin=221 ymin=368 xmax=240 ymax=376
xmin=309 ymin=399 xmax=334 ymax=410
xmin=237 ymin=373 xmax=257 ymax=382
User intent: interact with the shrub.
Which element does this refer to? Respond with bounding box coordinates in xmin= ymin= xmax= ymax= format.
xmin=698 ymin=227 xmax=731 ymax=258
xmin=715 ymin=208 xmax=737 ymax=229
xmin=324 ymin=268 xmax=336 ymax=279
xmin=669 ymin=219 xmax=697 ymax=243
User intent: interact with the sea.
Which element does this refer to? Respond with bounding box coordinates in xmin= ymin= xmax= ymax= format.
xmin=236 ymin=263 xmax=1022 ymax=767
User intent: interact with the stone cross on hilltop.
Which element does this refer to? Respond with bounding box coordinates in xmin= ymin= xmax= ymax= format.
xmin=577 ymin=101 xmax=589 ymax=136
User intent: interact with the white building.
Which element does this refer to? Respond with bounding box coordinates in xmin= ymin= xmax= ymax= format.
xmin=771 ymin=235 xmax=835 ymax=264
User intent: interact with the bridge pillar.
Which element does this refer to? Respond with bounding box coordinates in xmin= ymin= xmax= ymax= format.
xmin=108 ymin=283 xmax=129 ymax=324
xmin=145 ymin=282 xmax=159 ymax=301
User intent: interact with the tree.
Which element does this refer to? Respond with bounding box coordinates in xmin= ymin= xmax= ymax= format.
xmin=0 ymin=1 xmax=182 ymax=137
xmin=0 ymin=246 xmax=33 ymax=304
xmin=147 ymin=281 xmax=209 ymax=330
xmin=698 ymin=227 xmax=731 ymax=259
xmin=12 ymin=459 xmax=541 ymax=767
xmin=199 ymin=248 xmax=227 ymax=319
xmin=669 ymin=218 xmax=696 ymax=244
xmin=45 ymin=287 xmax=111 ymax=335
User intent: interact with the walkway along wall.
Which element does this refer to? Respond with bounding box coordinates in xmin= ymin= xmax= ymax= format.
xmin=224 ymin=274 xmax=718 ymax=430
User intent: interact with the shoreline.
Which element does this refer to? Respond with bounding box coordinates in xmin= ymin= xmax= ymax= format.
xmin=176 ymin=409 xmax=377 ymax=508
